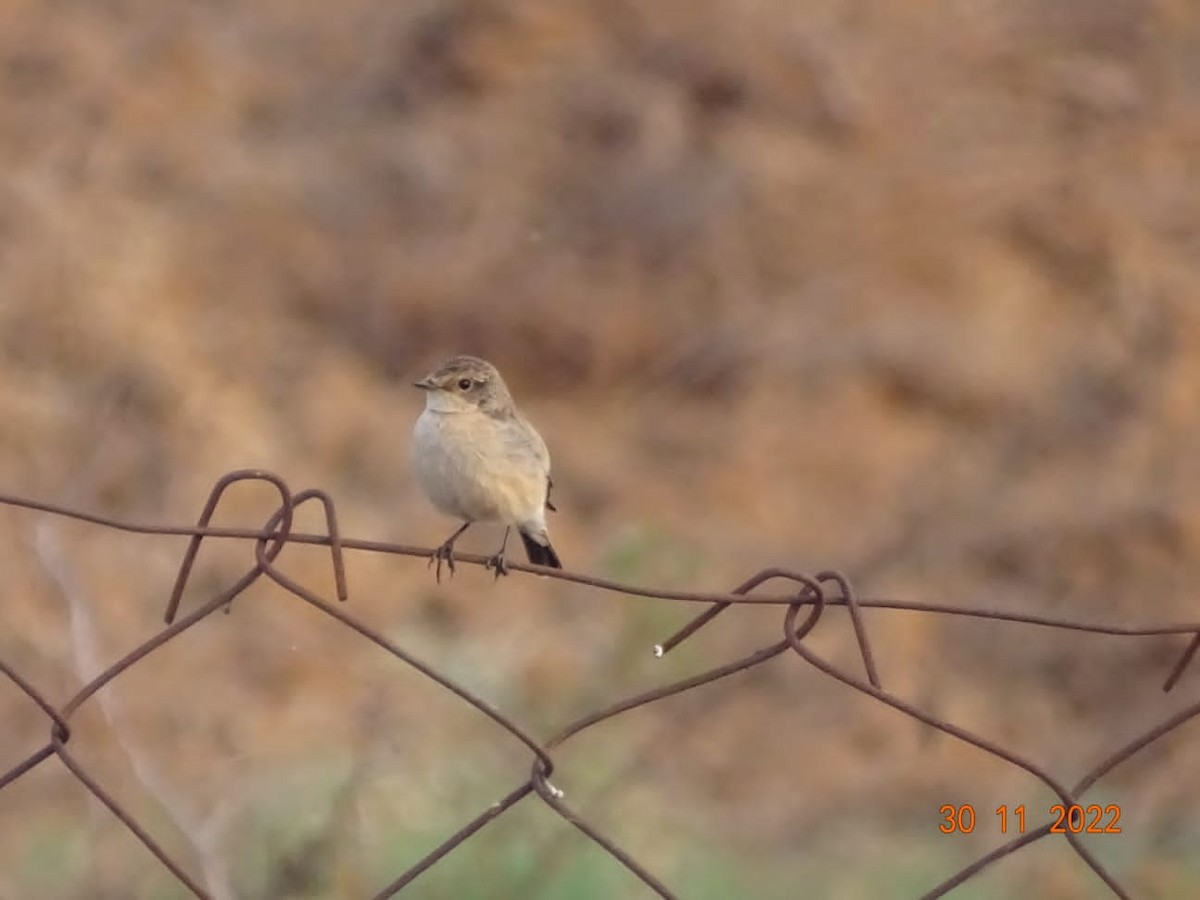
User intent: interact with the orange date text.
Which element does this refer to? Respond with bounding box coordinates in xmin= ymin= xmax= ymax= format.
xmin=937 ymin=804 xmax=1122 ymax=835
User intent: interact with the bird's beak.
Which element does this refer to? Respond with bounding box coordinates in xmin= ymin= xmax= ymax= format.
xmin=413 ymin=377 xmax=435 ymax=390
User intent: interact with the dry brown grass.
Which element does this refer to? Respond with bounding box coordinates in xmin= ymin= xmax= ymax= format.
xmin=3 ymin=1 xmax=1200 ymax=897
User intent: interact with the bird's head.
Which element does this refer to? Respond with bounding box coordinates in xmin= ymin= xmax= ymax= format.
xmin=414 ymin=355 xmax=514 ymax=415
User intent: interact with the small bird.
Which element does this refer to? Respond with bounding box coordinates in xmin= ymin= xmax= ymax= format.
xmin=411 ymin=355 xmax=562 ymax=581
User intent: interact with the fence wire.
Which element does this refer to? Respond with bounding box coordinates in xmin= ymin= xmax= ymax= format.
xmin=2 ymin=468 xmax=1199 ymax=899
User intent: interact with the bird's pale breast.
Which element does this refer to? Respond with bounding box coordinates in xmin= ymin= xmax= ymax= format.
xmin=411 ymin=409 xmax=548 ymax=526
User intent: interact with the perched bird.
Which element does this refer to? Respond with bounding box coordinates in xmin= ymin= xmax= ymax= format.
xmin=411 ymin=355 xmax=562 ymax=581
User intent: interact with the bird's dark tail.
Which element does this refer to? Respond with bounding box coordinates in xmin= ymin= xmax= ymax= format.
xmin=520 ymin=530 xmax=562 ymax=569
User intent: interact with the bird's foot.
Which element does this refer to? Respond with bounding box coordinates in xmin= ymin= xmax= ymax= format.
xmin=428 ymin=541 xmax=458 ymax=583
xmin=484 ymin=551 xmax=510 ymax=580
xmin=484 ymin=526 xmax=512 ymax=580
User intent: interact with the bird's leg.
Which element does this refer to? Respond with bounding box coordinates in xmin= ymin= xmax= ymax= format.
xmin=430 ymin=521 xmax=472 ymax=583
xmin=485 ymin=526 xmax=511 ymax=579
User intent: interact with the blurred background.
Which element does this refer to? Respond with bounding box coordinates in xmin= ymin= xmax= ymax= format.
xmin=2 ymin=0 xmax=1200 ymax=897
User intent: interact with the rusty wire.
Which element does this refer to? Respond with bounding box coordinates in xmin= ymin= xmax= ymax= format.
xmin=2 ymin=468 xmax=1199 ymax=899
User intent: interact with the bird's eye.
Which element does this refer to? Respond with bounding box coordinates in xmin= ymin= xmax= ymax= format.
xmin=457 ymin=378 xmax=473 ymax=391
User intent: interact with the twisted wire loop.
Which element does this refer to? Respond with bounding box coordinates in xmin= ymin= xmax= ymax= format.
xmin=1 ymin=470 xmax=1198 ymax=898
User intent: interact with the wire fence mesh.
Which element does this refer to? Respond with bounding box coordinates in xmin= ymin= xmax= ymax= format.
xmin=2 ymin=468 xmax=1199 ymax=899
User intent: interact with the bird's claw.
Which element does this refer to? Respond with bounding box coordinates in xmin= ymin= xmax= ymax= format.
xmin=429 ymin=542 xmax=458 ymax=583
xmin=484 ymin=552 xmax=510 ymax=580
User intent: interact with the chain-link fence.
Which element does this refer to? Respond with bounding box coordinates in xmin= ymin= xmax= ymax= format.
xmin=2 ymin=469 xmax=1198 ymax=899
